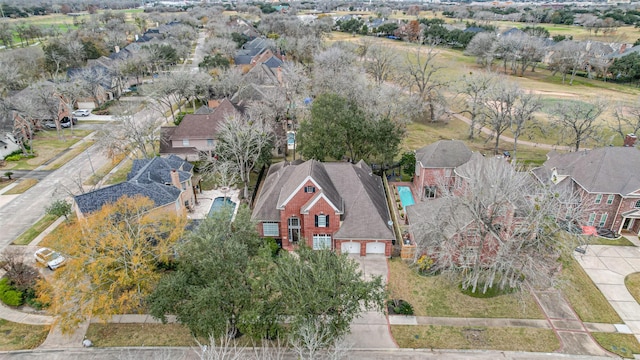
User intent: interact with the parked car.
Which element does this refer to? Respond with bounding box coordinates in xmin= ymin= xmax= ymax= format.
xmin=43 ymin=121 xmax=57 ymax=129
xmin=34 ymin=247 xmax=67 ymax=270
xmin=73 ymin=109 xmax=91 ymax=117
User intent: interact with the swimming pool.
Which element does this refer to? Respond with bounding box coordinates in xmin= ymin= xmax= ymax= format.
xmin=208 ymin=197 xmax=236 ymax=217
xmin=397 ymin=186 xmax=415 ymax=208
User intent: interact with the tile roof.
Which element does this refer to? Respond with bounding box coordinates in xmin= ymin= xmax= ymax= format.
xmin=532 ymin=147 xmax=640 ymax=195
xmin=415 ymin=140 xmax=472 ymax=169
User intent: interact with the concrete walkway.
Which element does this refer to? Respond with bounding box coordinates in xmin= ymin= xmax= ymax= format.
xmin=575 ymin=244 xmax=640 ymax=345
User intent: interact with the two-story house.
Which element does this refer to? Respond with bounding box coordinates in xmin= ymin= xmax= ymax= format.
xmin=532 ymin=143 xmax=640 ymax=234
xmin=413 ymin=140 xmax=472 ymax=200
xmin=160 ymin=99 xmax=241 ymax=161
xmin=251 ymin=159 xmax=395 ymax=256
xmin=74 ymin=155 xmax=195 ymax=218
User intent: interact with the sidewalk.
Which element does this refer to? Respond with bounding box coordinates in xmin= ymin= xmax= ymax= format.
xmin=575 ymin=244 xmax=640 ymax=345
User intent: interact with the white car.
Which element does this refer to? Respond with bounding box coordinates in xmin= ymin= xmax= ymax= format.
xmin=73 ymin=109 xmax=91 ymax=117
xmin=34 ymin=247 xmax=67 ymax=270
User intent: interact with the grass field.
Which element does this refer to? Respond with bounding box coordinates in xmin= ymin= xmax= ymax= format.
xmin=387 ymin=259 xmax=544 ymax=319
xmin=12 ymin=214 xmax=58 ymax=245
xmin=0 ymin=320 xmax=49 ymax=350
xmin=592 ymin=332 xmax=640 ymax=358
xmin=391 ymin=325 xmax=559 ymax=352
xmin=85 ymin=323 xmax=199 ymax=347
xmin=625 ymin=272 xmax=640 ymax=305
xmin=0 ymin=130 xmax=92 ymax=171
xmin=2 ymin=178 xmax=38 ymax=195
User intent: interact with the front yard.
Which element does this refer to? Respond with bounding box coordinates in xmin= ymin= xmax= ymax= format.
xmin=0 ymin=130 xmax=92 ymax=171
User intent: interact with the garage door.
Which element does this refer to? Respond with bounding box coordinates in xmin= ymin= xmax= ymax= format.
xmin=341 ymin=242 xmax=360 ymax=254
xmin=76 ymin=102 xmax=95 ymax=110
xmin=366 ymin=242 xmax=386 ymax=254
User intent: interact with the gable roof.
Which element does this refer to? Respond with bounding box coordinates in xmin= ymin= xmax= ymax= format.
xmin=415 ymin=140 xmax=472 ymax=169
xmin=251 ymin=160 xmax=394 ymax=241
xmin=128 ymin=155 xmax=193 ymax=184
xmin=532 ymin=147 xmax=640 ymax=195
xmin=170 ymin=99 xmax=240 ymax=140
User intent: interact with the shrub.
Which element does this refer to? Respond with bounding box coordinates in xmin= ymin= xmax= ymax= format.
xmin=388 ymin=299 xmax=414 ymax=315
xmin=0 ymin=289 xmax=23 ymax=306
xmin=4 ymin=154 xmax=21 ymax=162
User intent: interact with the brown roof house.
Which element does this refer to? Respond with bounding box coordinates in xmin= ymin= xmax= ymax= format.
xmin=532 ymin=142 xmax=640 ymax=234
xmin=160 ymin=99 xmax=241 ymax=161
xmin=251 ymin=159 xmax=395 ymax=256
xmin=74 ymin=155 xmax=195 ymax=218
xmin=413 ymin=140 xmax=473 ymax=200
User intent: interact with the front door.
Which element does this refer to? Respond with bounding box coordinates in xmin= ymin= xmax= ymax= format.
xmin=288 ymin=217 xmax=300 ymax=244
xmin=624 ymin=218 xmax=634 ymax=230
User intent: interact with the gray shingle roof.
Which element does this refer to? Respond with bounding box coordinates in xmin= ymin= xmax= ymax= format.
xmin=128 ymin=155 xmax=192 ymax=185
xmin=74 ymin=182 xmax=181 ymax=215
xmin=251 ymin=160 xmax=394 ymax=241
xmin=415 ymin=140 xmax=472 ymax=169
xmin=532 ymin=147 xmax=640 ymax=195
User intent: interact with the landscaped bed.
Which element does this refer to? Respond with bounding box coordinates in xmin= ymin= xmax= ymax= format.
xmin=391 ymin=325 xmax=559 ymax=352
xmin=387 ymin=259 xmax=544 ymax=319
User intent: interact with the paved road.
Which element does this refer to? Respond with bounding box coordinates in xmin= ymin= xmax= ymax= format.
xmin=0 ymin=139 xmax=110 ymax=248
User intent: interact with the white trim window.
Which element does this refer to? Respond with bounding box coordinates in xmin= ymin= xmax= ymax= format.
xmin=304 ymin=186 xmax=316 ymax=193
xmin=587 ymin=213 xmax=596 ymax=226
xmin=262 ymin=222 xmax=279 ymax=237
xmin=595 ymin=194 xmax=603 ymax=204
xmin=599 ymin=213 xmax=608 ymax=227
xmin=606 ymin=195 xmax=615 ymax=205
xmin=312 ymin=234 xmax=331 ymax=250
xmin=315 ymin=214 xmax=329 ymax=228
xmin=635 ymin=200 xmax=640 ymax=209
xmin=182 ymin=139 xmax=190 ymax=146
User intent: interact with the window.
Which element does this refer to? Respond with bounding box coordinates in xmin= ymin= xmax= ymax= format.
xmin=207 ymin=139 xmax=214 ymax=147
xmin=315 ymin=214 xmax=329 ymax=228
xmin=587 ymin=213 xmax=596 ymax=226
xmin=599 ymin=213 xmax=608 ymax=227
xmin=607 ymin=195 xmax=615 ymax=205
xmin=288 ymin=217 xmax=300 ymax=243
xmin=182 ymin=139 xmax=190 ymax=146
xmin=304 ymin=186 xmax=316 ymax=193
xmin=262 ymin=222 xmax=279 ymax=237
xmin=424 ymin=186 xmax=437 ymax=199
xmin=595 ymin=194 xmax=603 ymax=204
xmin=635 ymin=200 xmax=640 ymax=208
xmin=312 ymin=234 xmax=331 ymax=250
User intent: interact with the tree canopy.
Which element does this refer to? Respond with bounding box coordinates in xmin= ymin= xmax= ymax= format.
xmin=38 ymin=196 xmax=187 ymax=333
xmin=297 ymin=93 xmax=404 ymax=165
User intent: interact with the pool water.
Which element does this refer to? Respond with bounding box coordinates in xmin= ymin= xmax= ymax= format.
xmin=208 ymin=197 xmax=236 ymax=217
xmin=397 ymin=186 xmax=415 ymax=208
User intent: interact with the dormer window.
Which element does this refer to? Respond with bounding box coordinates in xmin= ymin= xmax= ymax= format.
xmin=304 ymin=186 xmax=316 ymax=193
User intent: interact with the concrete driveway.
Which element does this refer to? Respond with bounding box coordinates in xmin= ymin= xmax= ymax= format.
xmin=575 ymin=244 xmax=640 ymax=344
xmin=344 ymin=255 xmax=397 ymax=349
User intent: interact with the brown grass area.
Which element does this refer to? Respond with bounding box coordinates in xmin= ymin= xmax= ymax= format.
xmin=560 ymin=256 xmax=622 ymax=323
xmin=592 ymin=332 xmax=640 ymax=358
xmin=12 ymin=214 xmax=58 ymax=245
xmin=391 ymin=325 xmax=559 ymax=352
xmin=625 ymin=273 xmax=640 ymax=305
xmin=0 ymin=319 xmax=49 ymax=350
xmin=85 ymin=323 xmax=199 ymax=347
xmin=3 ymin=178 xmax=38 ymax=195
xmin=387 ymin=259 xmax=544 ymax=319
xmin=42 ymin=140 xmax=94 ymax=171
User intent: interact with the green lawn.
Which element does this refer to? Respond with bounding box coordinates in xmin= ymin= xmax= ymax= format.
xmin=85 ymin=323 xmax=199 ymax=347
xmin=1 ymin=130 xmax=92 ymax=171
xmin=625 ymin=273 xmax=640 ymax=305
xmin=12 ymin=213 xmax=58 ymax=245
xmin=592 ymin=332 xmax=640 ymax=358
xmin=387 ymin=259 xmax=544 ymax=319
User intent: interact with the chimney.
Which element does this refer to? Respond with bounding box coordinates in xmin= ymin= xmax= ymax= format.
xmin=170 ymin=169 xmax=182 ymax=190
xmin=114 ymin=45 xmax=120 ymax=53
xmin=624 ymin=133 xmax=637 ymax=147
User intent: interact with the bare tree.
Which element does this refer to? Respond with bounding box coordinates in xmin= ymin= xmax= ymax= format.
xmin=552 ymin=100 xmax=606 ymax=151
xmin=72 ymin=67 xmax=112 ymax=107
xmin=288 ymin=319 xmax=351 ymax=360
xmin=483 ymin=79 xmax=518 ymax=154
xmin=141 ymin=73 xmax=183 ymax=123
xmin=214 ymin=114 xmax=275 ymax=199
xmin=364 ymin=44 xmax=397 ymax=85
xmin=400 ymin=45 xmax=446 ymax=122
xmin=1 ymin=247 xmax=40 ymax=292
xmin=456 ymin=71 xmax=494 ymax=139
xmin=96 ymin=104 xmax=162 ymax=159
xmin=411 ymin=156 xmax=586 ymax=293
xmin=548 ymin=41 xmax=589 ymax=85
xmin=511 ymin=91 xmax=542 ymax=161
xmin=464 ymin=32 xmax=496 ymax=69
xmin=612 ymin=101 xmax=640 ymax=141
xmin=210 ymin=67 xmax=247 ymax=100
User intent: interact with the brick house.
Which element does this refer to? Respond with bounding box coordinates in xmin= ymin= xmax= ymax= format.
xmin=74 ymin=155 xmax=195 ymax=218
xmin=251 ymin=159 xmax=395 ymax=256
xmin=532 ymin=144 xmax=640 ymax=234
xmin=413 ymin=140 xmax=472 ymax=201
xmin=159 ymin=99 xmax=241 ymax=161
xmin=407 ymin=153 xmax=533 ymax=263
